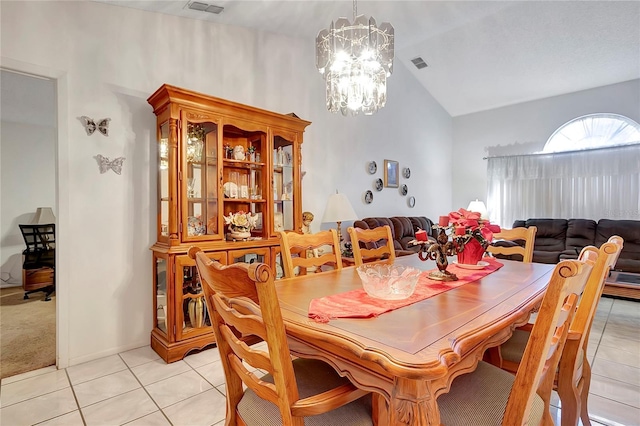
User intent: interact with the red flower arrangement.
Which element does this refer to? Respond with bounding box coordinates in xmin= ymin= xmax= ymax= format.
xmin=447 ymin=208 xmax=501 ymax=249
xmin=437 ymin=208 xmax=501 ymax=265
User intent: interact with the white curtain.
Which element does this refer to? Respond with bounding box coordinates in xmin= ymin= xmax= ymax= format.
xmin=487 ymin=145 xmax=640 ymax=228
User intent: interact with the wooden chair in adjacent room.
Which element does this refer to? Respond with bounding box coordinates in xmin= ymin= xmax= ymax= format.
xmin=278 ymin=229 xmax=342 ymax=278
xmin=189 ymin=247 xmax=372 ymax=426
xmin=487 ymin=226 xmax=537 ymax=263
xmin=494 ymin=236 xmax=623 ymax=426
xmin=347 ymin=225 xmax=395 ymax=266
xmin=436 ymin=256 xmax=595 ymax=426
xmin=19 ymin=223 xmax=56 ymax=301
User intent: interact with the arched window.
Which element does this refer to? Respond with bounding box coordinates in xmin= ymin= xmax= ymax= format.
xmin=543 ymin=113 xmax=640 ymax=153
xmin=487 ymin=113 xmax=640 ymax=226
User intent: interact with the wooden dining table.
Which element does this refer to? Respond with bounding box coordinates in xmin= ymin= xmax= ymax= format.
xmin=274 ymin=255 xmax=555 ymax=426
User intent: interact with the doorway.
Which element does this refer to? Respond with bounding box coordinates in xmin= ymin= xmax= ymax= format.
xmin=0 ymin=69 xmax=57 ymax=379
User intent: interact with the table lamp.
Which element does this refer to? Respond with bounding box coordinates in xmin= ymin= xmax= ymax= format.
xmin=467 ymin=199 xmax=488 ymax=220
xmin=31 ymin=207 xmax=56 ymax=224
xmin=321 ymin=191 xmax=358 ymax=244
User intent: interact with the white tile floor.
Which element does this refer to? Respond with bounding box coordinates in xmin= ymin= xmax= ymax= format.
xmin=1 ymin=297 xmax=639 ymax=426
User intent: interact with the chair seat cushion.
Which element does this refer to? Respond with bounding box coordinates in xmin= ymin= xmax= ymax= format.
xmin=502 ymin=329 xmax=585 ymax=385
xmin=438 ymin=361 xmax=544 ymax=426
xmin=500 ymin=329 xmax=529 ymax=364
xmin=238 ymin=358 xmax=372 ymax=425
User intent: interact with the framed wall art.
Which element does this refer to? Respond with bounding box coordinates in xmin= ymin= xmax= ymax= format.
xmin=384 ymin=160 xmax=399 ymax=188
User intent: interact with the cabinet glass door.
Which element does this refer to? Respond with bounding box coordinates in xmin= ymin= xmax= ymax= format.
xmin=273 ymin=133 xmax=296 ymax=235
xmin=159 ymin=121 xmax=170 ymax=240
xmin=229 ymin=247 xmax=271 ymax=266
xmin=155 ymin=255 xmax=169 ymax=336
xmin=222 ymin=123 xmax=268 ymax=241
xmin=175 ymin=252 xmax=226 ymax=341
xmin=182 ymin=112 xmax=220 ymax=241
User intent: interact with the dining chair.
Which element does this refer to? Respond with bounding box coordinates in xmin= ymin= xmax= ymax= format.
xmin=495 ymin=236 xmax=623 ymax=426
xmin=486 ymin=226 xmax=537 ymax=263
xmin=189 ymin=247 xmax=372 ymax=426
xmin=437 ymin=256 xmax=595 ymax=426
xmin=347 ymin=225 xmax=395 ymax=266
xmin=278 ymin=229 xmax=342 ymax=277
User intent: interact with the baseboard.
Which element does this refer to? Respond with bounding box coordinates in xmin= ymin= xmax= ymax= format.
xmin=67 ymin=339 xmax=150 ymax=367
xmin=0 ymin=284 xmax=21 ymax=289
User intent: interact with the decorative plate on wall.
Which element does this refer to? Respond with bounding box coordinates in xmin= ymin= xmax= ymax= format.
xmin=374 ymin=178 xmax=383 ymax=191
xmin=403 ymin=167 xmax=411 ymax=179
xmin=408 ymin=196 xmax=416 ymax=208
xmin=364 ymin=190 xmax=373 ymax=204
xmin=368 ymin=161 xmax=377 ymax=174
xmin=400 ymin=184 xmax=408 ymax=196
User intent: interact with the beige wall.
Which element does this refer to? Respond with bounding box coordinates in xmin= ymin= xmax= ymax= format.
xmin=1 ymin=1 xmax=452 ymax=366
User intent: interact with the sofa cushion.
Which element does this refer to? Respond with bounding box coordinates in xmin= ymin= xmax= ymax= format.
xmin=513 ymin=220 xmax=526 ymax=228
xmin=391 ymin=217 xmax=420 ymax=252
xmin=353 ymin=218 xmax=414 ymax=256
xmin=533 ymin=251 xmax=561 ymax=264
xmin=409 ymin=217 xmax=434 ymax=236
xmin=565 ymin=219 xmax=597 ymax=253
xmin=559 ymin=249 xmax=580 ymax=261
xmin=596 ymin=219 xmax=640 ymax=272
xmin=524 ymin=219 xmax=567 ymax=252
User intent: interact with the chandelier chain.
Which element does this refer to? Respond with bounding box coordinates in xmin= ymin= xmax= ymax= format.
xmin=353 ymin=0 xmax=357 ymax=20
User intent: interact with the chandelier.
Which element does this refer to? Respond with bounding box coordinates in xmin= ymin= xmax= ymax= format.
xmin=316 ymin=0 xmax=394 ymax=116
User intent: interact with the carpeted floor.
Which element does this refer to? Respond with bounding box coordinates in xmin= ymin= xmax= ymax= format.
xmin=0 ymin=286 xmax=56 ymax=379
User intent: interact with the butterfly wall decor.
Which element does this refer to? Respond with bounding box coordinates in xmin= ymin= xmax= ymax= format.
xmin=96 ymin=154 xmax=125 ymax=175
xmin=81 ymin=116 xmax=111 ymax=136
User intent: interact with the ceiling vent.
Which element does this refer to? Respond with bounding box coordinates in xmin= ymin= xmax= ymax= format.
xmin=187 ymin=1 xmax=224 ymax=14
xmin=411 ymin=57 xmax=428 ymax=70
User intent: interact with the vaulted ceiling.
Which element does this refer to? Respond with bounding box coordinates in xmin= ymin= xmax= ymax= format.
xmin=94 ymin=1 xmax=640 ymax=116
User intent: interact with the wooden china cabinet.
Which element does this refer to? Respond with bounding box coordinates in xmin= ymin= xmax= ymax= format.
xmin=147 ymin=84 xmax=310 ymax=362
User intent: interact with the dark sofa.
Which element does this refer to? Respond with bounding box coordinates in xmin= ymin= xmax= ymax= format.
xmin=513 ymin=219 xmax=640 ymax=273
xmin=352 ymin=216 xmax=435 ymax=257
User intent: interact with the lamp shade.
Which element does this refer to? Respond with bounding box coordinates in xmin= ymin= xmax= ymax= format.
xmin=31 ymin=207 xmax=56 ymax=224
xmin=467 ymin=199 xmax=488 ymax=220
xmin=321 ymin=193 xmax=358 ymax=224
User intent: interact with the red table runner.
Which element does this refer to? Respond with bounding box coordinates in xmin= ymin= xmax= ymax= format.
xmin=308 ymin=257 xmax=504 ymax=323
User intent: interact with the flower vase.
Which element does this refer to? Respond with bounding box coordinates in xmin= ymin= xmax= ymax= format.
xmin=229 ymin=227 xmax=251 ymax=240
xmin=457 ymin=238 xmax=486 ymax=265
xmin=188 ymin=296 xmax=207 ymax=328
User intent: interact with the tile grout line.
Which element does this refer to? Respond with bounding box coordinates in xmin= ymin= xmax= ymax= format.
xmin=588 ymin=297 xmax=640 ymax=421
xmin=28 ymin=369 xmax=85 ymax=426
xmin=190 ymin=357 xmax=228 ymax=399
xmin=63 ymin=368 xmax=87 ymax=426
xmin=116 ymin=352 xmax=174 ymax=426
xmin=590 ymin=296 xmax=615 ymax=364
xmin=0 ymin=370 xmax=72 ymax=410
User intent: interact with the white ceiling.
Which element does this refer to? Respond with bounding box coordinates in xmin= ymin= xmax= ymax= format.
xmin=93 ymin=1 xmax=640 ymax=116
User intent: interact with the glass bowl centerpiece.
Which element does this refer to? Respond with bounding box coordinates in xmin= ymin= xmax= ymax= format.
xmin=356 ymin=264 xmax=422 ymax=300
